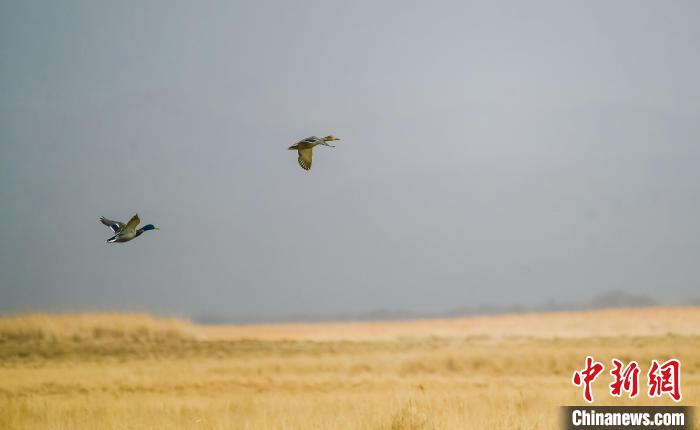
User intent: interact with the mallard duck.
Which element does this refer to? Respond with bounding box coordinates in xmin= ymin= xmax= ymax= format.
xmin=288 ymin=135 xmax=340 ymax=171
xmin=100 ymin=214 xmax=159 ymax=243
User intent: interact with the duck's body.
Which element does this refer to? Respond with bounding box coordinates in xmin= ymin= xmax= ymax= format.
xmin=288 ymin=135 xmax=339 ymax=170
xmin=100 ymin=214 xmax=158 ymax=243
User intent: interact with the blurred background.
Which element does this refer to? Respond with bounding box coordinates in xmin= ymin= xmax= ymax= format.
xmin=1 ymin=0 xmax=699 ymax=322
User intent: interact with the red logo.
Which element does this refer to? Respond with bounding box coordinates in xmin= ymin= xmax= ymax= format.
xmin=647 ymin=359 xmax=682 ymax=402
xmin=572 ymin=357 xmax=682 ymax=402
xmin=572 ymin=356 xmax=605 ymax=403
xmin=609 ymin=359 xmax=640 ymax=398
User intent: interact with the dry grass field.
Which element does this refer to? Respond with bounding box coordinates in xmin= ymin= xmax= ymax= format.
xmin=0 ymin=308 xmax=698 ymax=429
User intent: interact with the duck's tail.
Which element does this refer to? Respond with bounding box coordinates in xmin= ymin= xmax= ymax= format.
xmin=106 ymin=236 xmax=117 ymax=243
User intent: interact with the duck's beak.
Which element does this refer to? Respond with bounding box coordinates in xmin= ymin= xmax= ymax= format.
xmin=155 ymin=227 xmax=161 ymax=231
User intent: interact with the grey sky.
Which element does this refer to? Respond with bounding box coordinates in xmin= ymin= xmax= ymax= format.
xmin=1 ymin=1 xmax=699 ymax=318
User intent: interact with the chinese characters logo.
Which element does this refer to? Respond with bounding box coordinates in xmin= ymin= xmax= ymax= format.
xmin=572 ymin=356 xmax=681 ymax=402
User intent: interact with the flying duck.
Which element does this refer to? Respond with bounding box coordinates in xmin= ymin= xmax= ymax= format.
xmin=288 ymin=135 xmax=340 ymax=171
xmin=100 ymin=214 xmax=159 ymax=243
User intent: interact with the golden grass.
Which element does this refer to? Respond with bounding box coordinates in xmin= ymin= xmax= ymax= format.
xmin=0 ymin=313 xmax=199 ymax=343
xmin=0 ymin=308 xmax=698 ymax=429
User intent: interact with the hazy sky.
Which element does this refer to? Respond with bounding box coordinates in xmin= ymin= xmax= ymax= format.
xmin=1 ymin=1 xmax=699 ymax=318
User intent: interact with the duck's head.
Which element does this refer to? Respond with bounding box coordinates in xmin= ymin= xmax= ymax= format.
xmin=322 ymin=135 xmax=340 ymax=142
xmin=141 ymin=224 xmax=160 ymax=232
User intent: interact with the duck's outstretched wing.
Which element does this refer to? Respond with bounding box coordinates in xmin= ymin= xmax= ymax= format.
xmin=298 ymin=148 xmax=313 ymax=171
xmin=100 ymin=217 xmax=125 ymax=233
xmin=123 ymin=214 xmax=140 ymax=234
xmin=297 ymin=136 xmax=320 ymax=146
